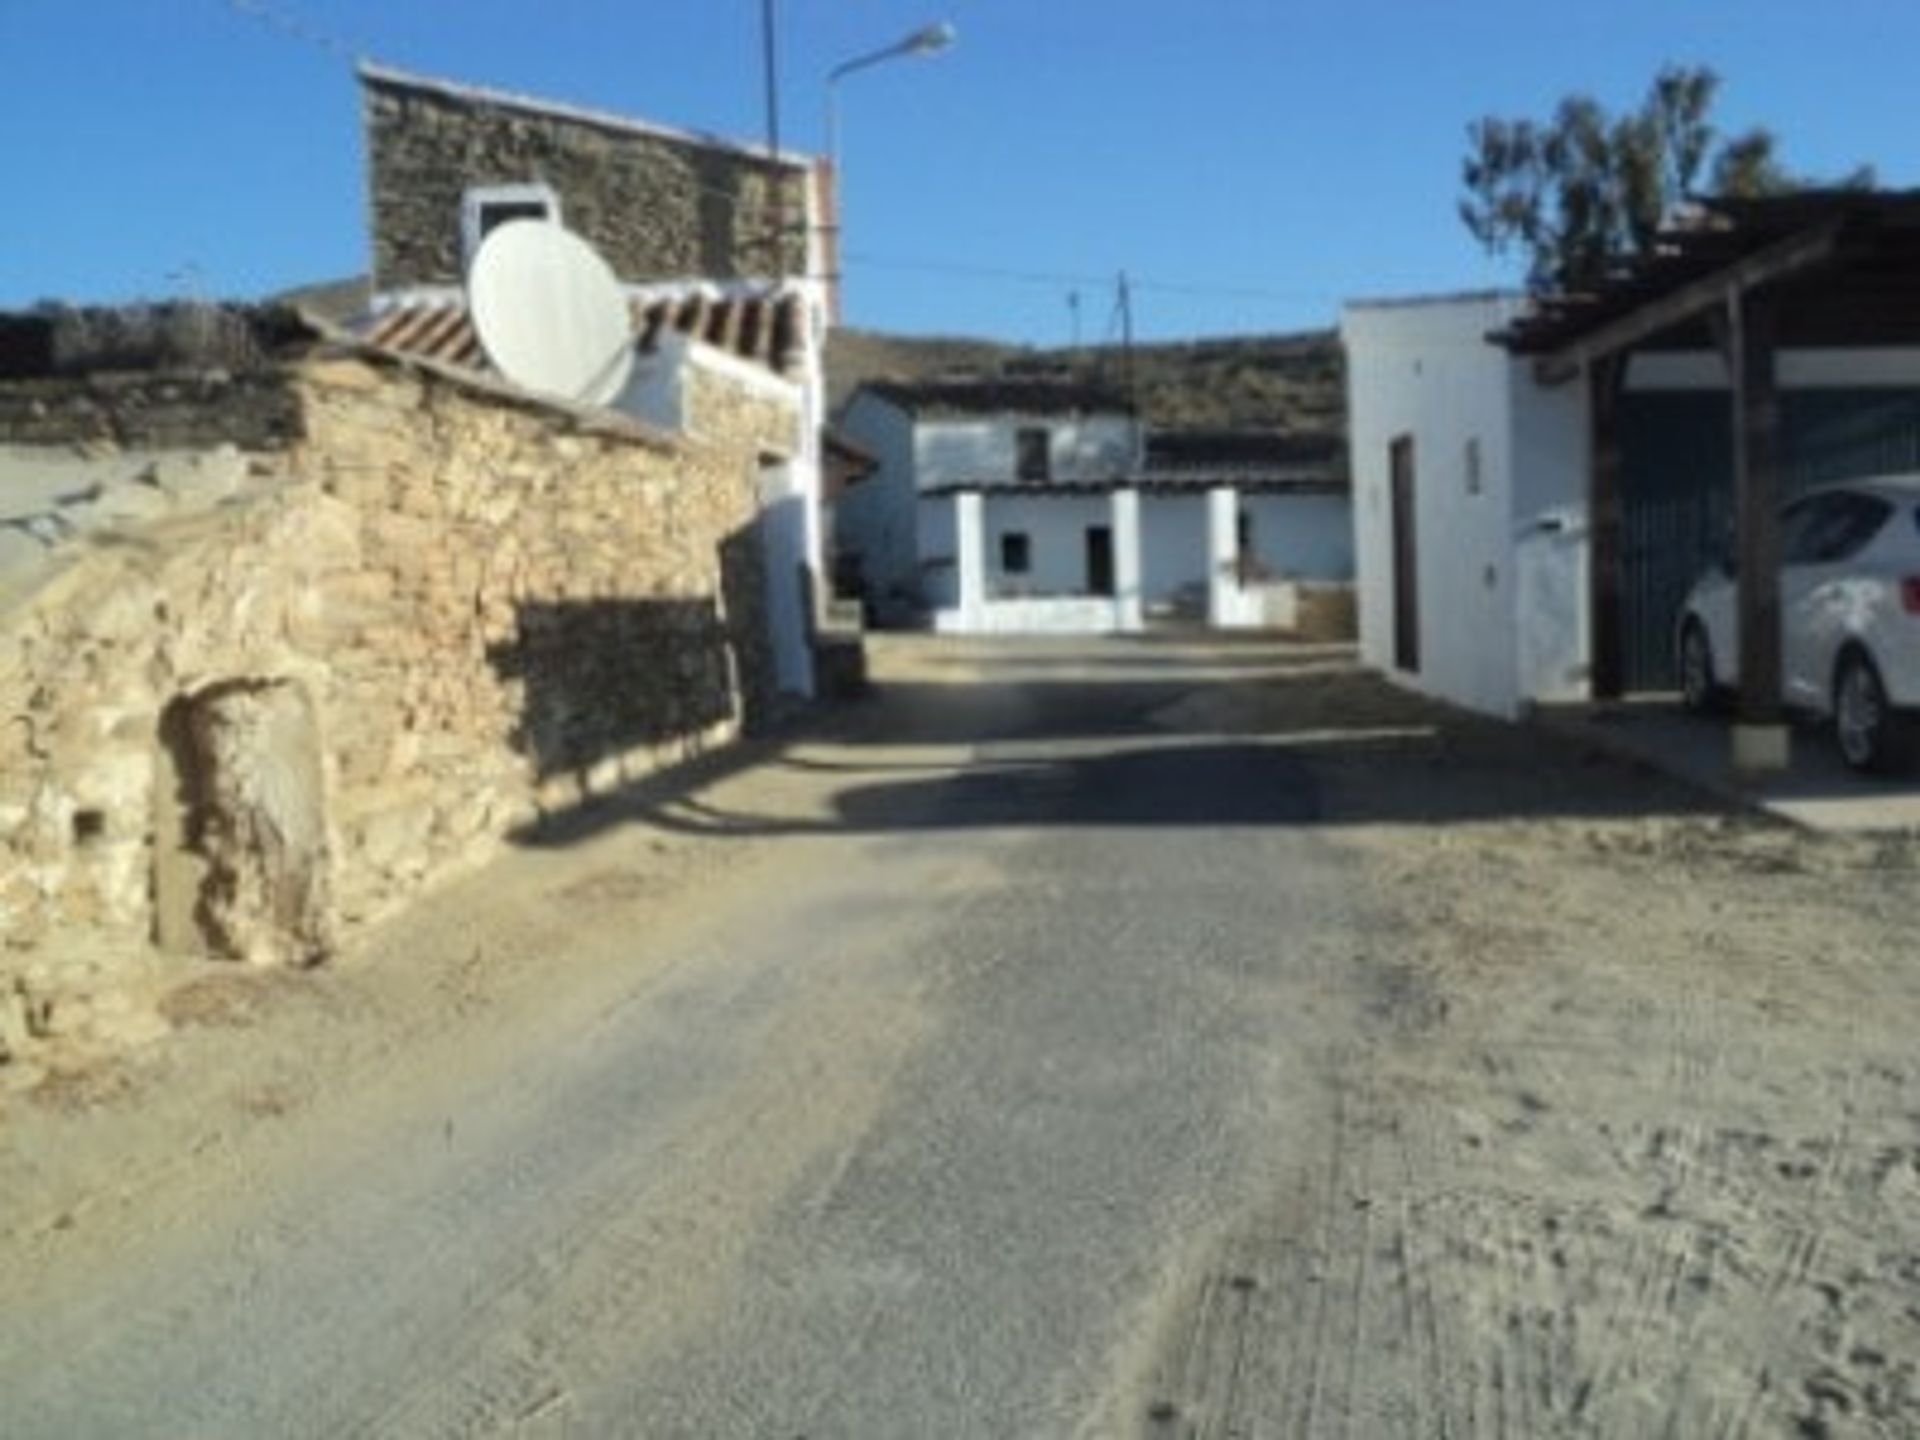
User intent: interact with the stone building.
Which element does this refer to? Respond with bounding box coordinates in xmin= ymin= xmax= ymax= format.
xmin=354 ymin=63 xmax=836 ymax=701
xmin=360 ymin=63 xmax=815 ymax=290
xmin=0 ymin=305 xmax=792 ymax=1074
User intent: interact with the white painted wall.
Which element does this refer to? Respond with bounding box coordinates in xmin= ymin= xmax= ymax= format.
xmin=933 ymin=595 xmax=1122 ymax=635
xmin=917 ymin=495 xmax=959 ymax=610
xmin=1507 ymin=360 xmax=1590 ymax=704
xmin=1241 ymin=493 xmax=1354 ymax=581
xmin=975 ymin=492 xmax=1114 ymax=597
xmin=914 ymin=412 xmax=1139 ymax=490
xmin=1344 ymin=294 xmax=1530 ymax=717
xmin=1139 ymin=494 xmax=1209 ymax=607
xmin=834 ymin=391 xmax=922 ymax=614
xmin=613 ymin=331 xmax=820 ymax=697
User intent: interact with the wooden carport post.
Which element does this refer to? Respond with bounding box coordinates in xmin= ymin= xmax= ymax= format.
xmin=1586 ymin=354 xmax=1628 ymax=700
xmin=1723 ymin=290 xmax=1790 ymax=772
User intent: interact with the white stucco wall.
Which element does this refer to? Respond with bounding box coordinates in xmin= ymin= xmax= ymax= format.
xmin=915 ymin=412 xmax=1139 ymax=490
xmin=834 ymin=391 xmax=922 ymax=612
xmin=1344 ymin=294 xmax=1531 ymax=718
xmin=1241 ymin=493 xmax=1355 ymax=582
xmin=1139 ymin=494 xmax=1209 ymax=607
xmin=1507 ymin=362 xmax=1590 ymax=703
xmin=933 ymin=595 xmax=1123 ymax=635
xmin=975 ymin=492 xmax=1114 ymax=597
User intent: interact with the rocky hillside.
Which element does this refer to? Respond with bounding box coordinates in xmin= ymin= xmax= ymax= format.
xmin=826 ymin=327 xmax=1345 ymax=438
xmin=271 ymin=281 xmax=1347 ymax=440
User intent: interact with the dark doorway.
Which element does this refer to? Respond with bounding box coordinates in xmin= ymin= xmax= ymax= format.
xmin=1390 ymin=436 xmax=1420 ymax=673
xmin=1085 ymin=525 xmax=1114 ymax=596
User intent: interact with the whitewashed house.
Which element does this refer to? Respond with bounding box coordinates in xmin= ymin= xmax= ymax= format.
xmin=1345 ymin=271 xmax=1920 ymax=730
xmin=833 ymin=377 xmax=1350 ymax=633
xmin=1342 ymin=293 xmax=1588 ymax=718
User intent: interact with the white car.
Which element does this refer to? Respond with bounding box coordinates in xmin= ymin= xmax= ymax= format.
xmin=1676 ymin=474 xmax=1920 ymax=772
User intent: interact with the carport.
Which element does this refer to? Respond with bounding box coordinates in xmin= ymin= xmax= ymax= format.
xmin=1501 ymin=191 xmax=1920 ymax=771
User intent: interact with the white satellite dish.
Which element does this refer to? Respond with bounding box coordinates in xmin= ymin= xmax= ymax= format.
xmin=468 ymin=220 xmax=634 ymax=407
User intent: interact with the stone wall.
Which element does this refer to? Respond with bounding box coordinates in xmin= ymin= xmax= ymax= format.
xmin=0 ymin=370 xmax=303 ymax=452
xmin=364 ymin=70 xmax=811 ymax=289
xmin=1 ymin=349 xmax=789 ymax=1062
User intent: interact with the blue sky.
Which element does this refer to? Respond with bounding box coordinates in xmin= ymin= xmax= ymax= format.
xmin=3 ymin=1 xmax=1916 ymax=342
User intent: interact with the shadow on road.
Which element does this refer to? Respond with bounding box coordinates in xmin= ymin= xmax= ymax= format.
xmin=509 ymin=641 xmax=1731 ymax=851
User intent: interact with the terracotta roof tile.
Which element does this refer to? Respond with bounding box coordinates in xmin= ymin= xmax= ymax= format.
xmin=359 ymin=290 xmax=805 ymax=383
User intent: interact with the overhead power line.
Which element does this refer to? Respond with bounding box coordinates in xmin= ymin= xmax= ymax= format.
xmin=223 ymin=0 xmax=361 ymax=61
xmin=839 ymin=249 xmax=1337 ymax=304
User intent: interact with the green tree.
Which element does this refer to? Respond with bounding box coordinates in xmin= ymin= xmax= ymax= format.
xmin=1460 ymin=66 xmax=1869 ymax=294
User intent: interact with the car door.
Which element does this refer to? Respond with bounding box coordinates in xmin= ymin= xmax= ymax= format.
xmin=1784 ymin=491 xmax=1894 ymax=711
xmin=1778 ymin=494 xmax=1839 ymax=707
xmin=1705 ymin=497 xmax=1817 ymax=693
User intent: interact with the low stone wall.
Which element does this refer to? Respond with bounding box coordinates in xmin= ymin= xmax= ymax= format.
xmin=0 ymin=370 xmax=304 ymax=452
xmin=1 ymin=349 xmax=787 ymax=1063
xmin=1289 ymin=582 xmax=1358 ymax=642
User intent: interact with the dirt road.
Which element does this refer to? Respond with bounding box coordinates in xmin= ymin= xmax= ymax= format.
xmin=2 ymin=637 xmax=1917 ymax=1437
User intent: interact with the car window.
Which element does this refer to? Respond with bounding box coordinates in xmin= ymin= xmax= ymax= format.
xmin=1777 ymin=496 xmax=1828 ymax=565
xmin=1809 ymin=493 xmax=1892 ymax=563
xmin=1780 ymin=492 xmax=1891 ymax=565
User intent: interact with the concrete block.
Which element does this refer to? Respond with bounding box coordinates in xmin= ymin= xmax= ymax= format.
xmin=1731 ymin=723 xmax=1791 ymax=774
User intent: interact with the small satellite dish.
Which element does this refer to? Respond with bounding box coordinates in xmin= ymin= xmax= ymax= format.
xmin=468 ymin=220 xmax=634 ymax=407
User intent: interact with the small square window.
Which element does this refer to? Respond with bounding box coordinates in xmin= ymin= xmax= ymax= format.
xmin=1000 ymin=532 xmax=1032 ymax=574
xmin=461 ymin=183 xmax=562 ymax=268
xmin=1464 ymin=436 xmax=1483 ymax=496
xmin=478 ymin=200 xmax=550 ymax=239
xmin=1015 ymin=428 xmax=1051 ymax=483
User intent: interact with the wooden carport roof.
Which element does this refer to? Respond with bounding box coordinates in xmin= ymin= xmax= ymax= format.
xmin=1496 ymin=190 xmax=1920 ymax=377
xmin=1485 ymin=192 xmax=1920 ymax=764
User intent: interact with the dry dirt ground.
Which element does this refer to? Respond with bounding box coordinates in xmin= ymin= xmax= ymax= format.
xmin=1135 ymin=661 xmax=1920 ymax=1439
xmin=3 ymin=636 xmax=1919 ymax=1437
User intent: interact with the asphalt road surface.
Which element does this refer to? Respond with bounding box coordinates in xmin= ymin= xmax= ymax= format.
xmin=4 ymin=638 xmax=1385 ymax=1437
xmin=10 ymin=636 xmax=1917 ymax=1438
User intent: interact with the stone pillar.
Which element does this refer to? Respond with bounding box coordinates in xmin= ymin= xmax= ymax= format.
xmin=1207 ymin=485 xmax=1245 ymax=629
xmin=955 ymin=490 xmax=986 ymax=631
xmin=1110 ymin=485 xmax=1143 ymax=633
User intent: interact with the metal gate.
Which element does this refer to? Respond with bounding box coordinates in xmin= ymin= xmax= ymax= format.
xmin=1617 ymin=389 xmax=1920 ymax=692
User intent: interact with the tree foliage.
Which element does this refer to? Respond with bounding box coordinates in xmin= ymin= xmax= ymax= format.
xmin=1460 ymin=66 xmax=1870 ymax=294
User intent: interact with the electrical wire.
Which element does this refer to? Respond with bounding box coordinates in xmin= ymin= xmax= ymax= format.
xmin=224 ymin=0 xmax=362 ymax=62
xmin=839 ymin=249 xmax=1337 ymax=305
xmin=213 ymin=4 xmax=1332 ymax=313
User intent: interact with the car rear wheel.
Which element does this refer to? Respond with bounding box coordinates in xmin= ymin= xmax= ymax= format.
xmin=1834 ymin=650 xmax=1914 ymax=773
xmin=1678 ymin=619 xmax=1722 ymax=714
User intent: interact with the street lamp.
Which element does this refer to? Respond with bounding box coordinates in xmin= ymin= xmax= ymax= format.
xmin=826 ymin=21 xmax=956 ymax=166
xmin=822 ymin=20 xmax=956 ymax=317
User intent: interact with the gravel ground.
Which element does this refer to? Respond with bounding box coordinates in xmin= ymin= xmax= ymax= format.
xmin=2 ymin=635 xmax=1917 ymax=1438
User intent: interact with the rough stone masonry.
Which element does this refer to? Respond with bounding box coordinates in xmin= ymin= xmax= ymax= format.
xmin=361 ymin=65 xmax=813 ymax=291
xmin=0 ymin=320 xmax=793 ymax=1070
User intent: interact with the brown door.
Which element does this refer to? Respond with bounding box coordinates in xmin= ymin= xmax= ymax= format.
xmin=1390 ymin=436 xmax=1420 ymax=673
xmin=1085 ymin=525 xmax=1114 ymax=596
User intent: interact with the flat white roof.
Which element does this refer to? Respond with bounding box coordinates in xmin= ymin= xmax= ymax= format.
xmin=358 ymin=61 xmax=817 ymax=171
xmin=1342 ymin=288 xmax=1522 ymax=313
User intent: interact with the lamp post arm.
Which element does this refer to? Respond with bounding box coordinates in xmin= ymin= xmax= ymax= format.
xmin=827 ymin=40 xmax=919 ymax=87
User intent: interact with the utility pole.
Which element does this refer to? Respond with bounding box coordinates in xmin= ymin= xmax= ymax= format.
xmin=762 ymin=0 xmax=784 ymax=278
xmin=1068 ymin=290 xmax=1081 ymax=352
xmin=762 ymin=0 xmax=781 ymax=158
xmin=1118 ymin=271 xmax=1137 ymax=408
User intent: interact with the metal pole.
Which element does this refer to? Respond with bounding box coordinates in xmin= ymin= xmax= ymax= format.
xmin=762 ymin=0 xmax=781 ymax=159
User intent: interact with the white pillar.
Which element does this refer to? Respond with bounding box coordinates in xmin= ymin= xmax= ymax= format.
xmin=955 ymin=490 xmax=986 ymax=632
xmin=1110 ymin=486 xmax=1143 ymax=633
xmin=1206 ymin=485 xmax=1244 ymax=628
